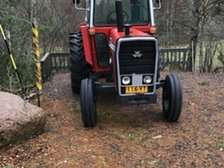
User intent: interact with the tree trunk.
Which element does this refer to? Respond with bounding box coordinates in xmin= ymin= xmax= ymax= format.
xmin=187 ymin=34 xmax=198 ymax=71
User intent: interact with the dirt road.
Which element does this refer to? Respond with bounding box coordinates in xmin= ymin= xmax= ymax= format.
xmin=0 ymin=72 xmax=223 ymax=168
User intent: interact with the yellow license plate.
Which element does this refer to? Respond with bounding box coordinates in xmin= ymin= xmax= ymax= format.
xmin=125 ymin=86 xmax=148 ymax=94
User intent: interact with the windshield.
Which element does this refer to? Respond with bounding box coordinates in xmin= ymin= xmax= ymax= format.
xmin=94 ymin=0 xmax=150 ymax=26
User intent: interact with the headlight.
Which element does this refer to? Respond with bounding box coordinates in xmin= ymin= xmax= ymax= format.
xmin=143 ymin=76 xmax=152 ymax=84
xmin=122 ymin=76 xmax=131 ymax=85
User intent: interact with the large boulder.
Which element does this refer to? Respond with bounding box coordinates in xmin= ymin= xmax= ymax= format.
xmin=0 ymin=92 xmax=46 ymax=147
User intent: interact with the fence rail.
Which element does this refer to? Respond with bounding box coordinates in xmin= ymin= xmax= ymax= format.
xmin=41 ymin=52 xmax=69 ymax=83
xmin=160 ymin=48 xmax=189 ymax=71
xmin=41 ymin=48 xmax=189 ymax=82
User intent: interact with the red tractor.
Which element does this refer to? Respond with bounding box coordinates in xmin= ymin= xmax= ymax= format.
xmin=70 ymin=0 xmax=182 ymax=127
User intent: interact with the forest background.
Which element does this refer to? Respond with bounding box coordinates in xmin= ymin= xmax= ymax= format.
xmin=0 ymin=0 xmax=224 ymax=92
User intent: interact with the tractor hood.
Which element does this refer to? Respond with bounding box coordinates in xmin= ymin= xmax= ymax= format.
xmin=109 ymin=28 xmax=150 ymax=47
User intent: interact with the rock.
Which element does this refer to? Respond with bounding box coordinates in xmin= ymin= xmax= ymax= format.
xmin=0 ymin=92 xmax=46 ymax=147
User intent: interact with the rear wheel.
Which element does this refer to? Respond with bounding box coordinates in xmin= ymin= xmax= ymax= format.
xmin=80 ymin=77 xmax=97 ymax=127
xmin=162 ymin=74 xmax=182 ymax=122
xmin=69 ymin=32 xmax=90 ymax=93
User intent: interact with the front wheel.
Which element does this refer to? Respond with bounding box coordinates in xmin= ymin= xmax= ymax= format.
xmin=80 ymin=77 xmax=97 ymax=127
xmin=162 ymin=74 xmax=183 ymax=122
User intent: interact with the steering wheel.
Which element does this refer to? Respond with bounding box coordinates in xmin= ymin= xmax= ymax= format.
xmin=106 ymin=10 xmax=129 ymax=24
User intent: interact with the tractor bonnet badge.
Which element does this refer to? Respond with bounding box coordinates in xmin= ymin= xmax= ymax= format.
xmin=132 ymin=51 xmax=142 ymax=58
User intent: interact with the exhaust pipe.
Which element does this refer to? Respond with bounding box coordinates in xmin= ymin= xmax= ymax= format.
xmin=115 ymin=0 xmax=124 ymax=32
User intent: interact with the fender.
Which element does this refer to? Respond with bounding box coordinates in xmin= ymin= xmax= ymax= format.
xmin=81 ymin=24 xmax=94 ymax=66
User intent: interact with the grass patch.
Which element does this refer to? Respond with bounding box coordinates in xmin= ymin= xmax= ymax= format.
xmin=0 ymin=134 xmax=8 ymax=147
xmin=2 ymin=164 xmax=12 ymax=168
xmin=197 ymin=81 xmax=209 ymax=86
xmin=111 ymin=131 xmax=139 ymax=141
xmin=111 ymin=132 xmax=126 ymax=140
xmin=212 ymin=141 xmax=224 ymax=150
xmin=128 ymin=133 xmax=139 ymax=141
xmin=69 ymin=102 xmax=80 ymax=114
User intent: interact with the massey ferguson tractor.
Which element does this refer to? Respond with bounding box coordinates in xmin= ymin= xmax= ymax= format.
xmin=70 ymin=0 xmax=183 ymax=127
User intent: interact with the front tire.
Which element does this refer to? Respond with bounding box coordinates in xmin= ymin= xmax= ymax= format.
xmin=162 ymin=74 xmax=183 ymax=122
xmin=80 ymin=77 xmax=97 ymax=127
xmin=69 ymin=32 xmax=90 ymax=93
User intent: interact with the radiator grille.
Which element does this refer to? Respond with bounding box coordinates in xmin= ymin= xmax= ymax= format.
xmin=118 ymin=40 xmax=156 ymax=74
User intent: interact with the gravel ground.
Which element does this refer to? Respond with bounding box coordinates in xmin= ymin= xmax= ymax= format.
xmin=0 ymin=72 xmax=223 ymax=168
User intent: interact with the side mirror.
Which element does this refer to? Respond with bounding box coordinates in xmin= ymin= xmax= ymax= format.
xmin=155 ymin=0 xmax=162 ymax=3
xmin=154 ymin=0 xmax=162 ymax=9
xmin=73 ymin=0 xmax=80 ymax=4
xmin=73 ymin=0 xmax=87 ymax=11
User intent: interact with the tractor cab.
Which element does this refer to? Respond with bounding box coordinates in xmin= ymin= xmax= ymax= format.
xmin=70 ymin=0 xmax=183 ymax=128
xmin=93 ymin=0 xmax=151 ymax=26
xmin=74 ymin=0 xmax=153 ymax=26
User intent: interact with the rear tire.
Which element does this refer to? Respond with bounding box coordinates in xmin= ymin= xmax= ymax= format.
xmin=162 ymin=74 xmax=182 ymax=122
xmin=80 ymin=77 xmax=97 ymax=127
xmin=69 ymin=32 xmax=90 ymax=93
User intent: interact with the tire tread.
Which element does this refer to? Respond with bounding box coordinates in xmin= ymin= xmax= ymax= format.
xmin=69 ymin=32 xmax=90 ymax=93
